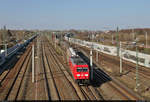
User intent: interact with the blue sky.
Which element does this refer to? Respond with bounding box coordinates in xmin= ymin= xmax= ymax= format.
xmin=0 ymin=0 xmax=150 ymax=30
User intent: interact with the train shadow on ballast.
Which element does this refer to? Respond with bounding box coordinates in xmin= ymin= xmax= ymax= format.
xmin=0 ymin=47 xmax=27 ymax=75
xmin=77 ymin=51 xmax=112 ymax=87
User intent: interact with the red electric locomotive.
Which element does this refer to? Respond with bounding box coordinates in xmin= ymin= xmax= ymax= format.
xmin=67 ymin=47 xmax=90 ymax=84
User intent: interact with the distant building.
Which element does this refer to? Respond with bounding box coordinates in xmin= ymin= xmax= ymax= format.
xmin=104 ymin=30 xmax=110 ymax=33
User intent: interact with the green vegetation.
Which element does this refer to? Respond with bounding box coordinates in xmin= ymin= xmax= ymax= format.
xmin=142 ymin=48 xmax=150 ymax=54
xmin=55 ymin=46 xmax=63 ymax=56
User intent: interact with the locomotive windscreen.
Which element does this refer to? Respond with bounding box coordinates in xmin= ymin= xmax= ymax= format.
xmin=77 ymin=68 xmax=88 ymax=72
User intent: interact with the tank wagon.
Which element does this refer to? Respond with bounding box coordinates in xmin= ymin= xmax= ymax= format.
xmin=0 ymin=34 xmax=37 ymax=66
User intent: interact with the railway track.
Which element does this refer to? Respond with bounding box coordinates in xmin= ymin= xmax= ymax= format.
xmin=41 ymin=40 xmax=52 ymax=100
xmin=0 ymin=44 xmax=27 ymax=77
xmin=78 ymin=46 xmax=143 ymax=100
xmin=44 ymin=38 xmax=79 ymax=100
xmin=56 ymin=39 xmax=144 ymax=100
xmin=77 ymin=45 xmax=150 ymax=94
xmin=17 ymin=37 xmax=41 ymax=100
xmin=80 ymin=86 xmax=95 ymax=100
xmin=0 ymin=34 xmax=144 ymax=100
xmin=6 ymin=48 xmax=31 ymax=100
xmin=43 ymin=38 xmax=80 ymax=100
xmin=0 ymin=42 xmax=33 ymax=101
xmin=46 ymin=36 xmax=104 ymax=100
xmin=68 ymin=39 xmax=150 ymax=79
xmin=34 ymin=36 xmax=50 ymax=100
xmin=101 ymin=52 xmax=150 ymax=80
xmin=94 ymin=66 xmax=139 ymax=100
xmin=42 ymin=39 xmax=60 ymax=100
xmin=82 ymin=45 xmax=150 ymax=80
xmin=45 ymin=37 xmax=89 ymax=100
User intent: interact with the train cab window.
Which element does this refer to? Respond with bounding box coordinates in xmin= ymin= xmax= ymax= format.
xmin=77 ymin=68 xmax=88 ymax=72
xmin=83 ymin=68 xmax=88 ymax=72
xmin=77 ymin=68 xmax=82 ymax=72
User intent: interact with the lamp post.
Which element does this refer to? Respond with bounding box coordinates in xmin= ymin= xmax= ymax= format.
xmin=120 ymin=41 xmax=122 ymax=74
xmin=116 ymin=27 xmax=120 ymax=56
xmin=96 ymin=50 xmax=98 ymax=62
xmin=90 ymin=47 xmax=93 ymax=80
xmin=90 ymin=32 xmax=93 ymax=81
xmin=53 ymin=32 xmax=56 ymax=48
xmin=32 ymin=44 xmax=34 ymax=83
xmin=132 ymin=29 xmax=135 ymax=41
xmin=4 ymin=44 xmax=8 ymax=56
xmin=134 ymin=40 xmax=139 ymax=92
xmin=112 ymin=34 xmax=114 ymax=44
xmin=119 ymin=42 xmax=133 ymax=74
xmin=145 ymin=31 xmax=148 ymax=48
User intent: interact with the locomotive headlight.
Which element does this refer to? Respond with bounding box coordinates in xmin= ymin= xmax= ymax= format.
xmin=85 ymin=74 xmax=88 ymax=76
xmin=77 ymin=74 xmax=80 ymax=76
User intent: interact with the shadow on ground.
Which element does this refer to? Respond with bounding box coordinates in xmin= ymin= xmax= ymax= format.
xmin=77 ymin=51 xmax=112 ymax=87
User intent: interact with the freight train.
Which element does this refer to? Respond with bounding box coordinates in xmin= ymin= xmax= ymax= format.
xmin=0 ymin=34 xmax=37 ymax=66
xmin=67 ymin=47 xmax=90 ymax=85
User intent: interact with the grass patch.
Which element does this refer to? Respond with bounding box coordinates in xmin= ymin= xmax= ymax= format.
xmin=55 ymin=46 xmax=63 ymax=56
xmin=142 ymin=48 xmax=150 ymax=54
